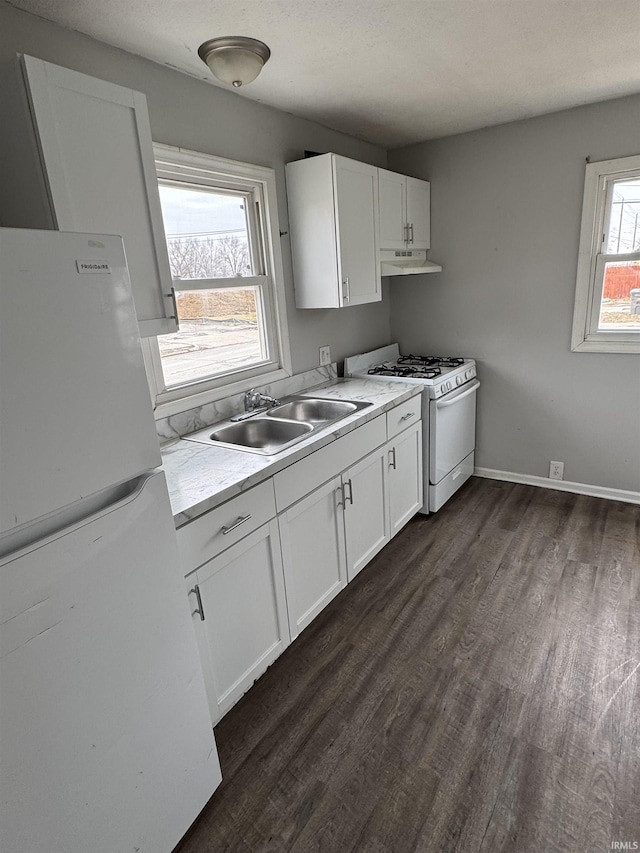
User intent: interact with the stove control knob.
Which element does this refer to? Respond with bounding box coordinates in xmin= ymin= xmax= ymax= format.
xmin=456 ymin=375 xmax=463 ymax=385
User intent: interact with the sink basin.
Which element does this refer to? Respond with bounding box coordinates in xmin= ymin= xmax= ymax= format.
xmin=183 ymin=394 xmax=373 ymax=455
xmin=267 ymin=398 xmax=358 ymax=424
xmin=206 ymin=417 xmax=313 ymax=454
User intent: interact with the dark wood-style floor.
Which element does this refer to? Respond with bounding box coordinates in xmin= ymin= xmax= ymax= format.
xmin=176 ymin=477 xmax=640 ymax=853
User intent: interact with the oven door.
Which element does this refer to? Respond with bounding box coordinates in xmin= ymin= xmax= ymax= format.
xmin=429 ymin=381 xmax=480 ymax=484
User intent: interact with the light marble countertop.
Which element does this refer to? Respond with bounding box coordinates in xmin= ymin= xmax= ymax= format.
xmin=161 ymin=378 xmax=422 ymax=527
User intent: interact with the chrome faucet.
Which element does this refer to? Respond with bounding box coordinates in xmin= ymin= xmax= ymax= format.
xmin=243 ymin=388 xmax=281 ymax=412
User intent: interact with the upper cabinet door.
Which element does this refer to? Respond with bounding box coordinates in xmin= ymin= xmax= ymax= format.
xmin=406 ymin=176 xmax=431 ymax=250
xmin=285 ymin=153 xmax=381 ymax=309
xmin=333 ymin=156 xmax=381 ymax=306
xmin=21 ymin=55 xmax=176 ymax=337
xmin=378 ymin=168 xmax=407 ymax=250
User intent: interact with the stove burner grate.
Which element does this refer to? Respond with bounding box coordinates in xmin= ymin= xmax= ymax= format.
xmin=397 ymin=353 xmax=465 ymax=368
xmin=368 ymin=364 xmax=441 ymax=379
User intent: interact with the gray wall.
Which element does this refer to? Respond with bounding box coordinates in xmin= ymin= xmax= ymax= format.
xmin=0 ymin=2 xmax=391 ymax=373
xmin=388 ymin=98 xmax=640 ymax=493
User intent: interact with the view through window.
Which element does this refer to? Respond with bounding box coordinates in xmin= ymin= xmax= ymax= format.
xmin=598 ymin=176 xmax=640 ymax=331
xmin=156 ymin=183 xmax=269 ymax=387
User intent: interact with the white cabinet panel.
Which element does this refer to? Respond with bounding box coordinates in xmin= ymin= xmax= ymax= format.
xmin=378 ymin=168 xmax=431 ymax=251
xmin=388 ymin=422 xmax=423 ymax=537
xmin=187 ymin=519 xmax=289 ymax=721
xmin=286 ymin=153 xmax=380 ymax=308
xmin=406 ymin=176 xmax=431 ymax=250
xmin=378 ymin=169 xmax=407 ymax=250
xmin=176 ymin=479 xmax=276 ymax=574
xmin=278 ymin=477 xmax=347 ymax=639
xmin=386 ymin=394 xmax=422 ymax=441
xmin=0 ymin=55 xmax=176 ymax=336
xmin=273 ymin=414 xmax=386 ymax=511
xmin=343 ymin=447 xmax=389 ymax=581
xmin=334 ymin=156 xmax=381 ymax=306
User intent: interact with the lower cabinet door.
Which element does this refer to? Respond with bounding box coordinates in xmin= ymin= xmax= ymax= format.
xmin=278 ymin=476 xmax=347 ymax=640
xmin=186 ymin=519 xmax=290 ymax=723
xmin=343 ymin=447 xmax=389 ymax=581
xmin=388 ymin=422 xmax=423 ymax=536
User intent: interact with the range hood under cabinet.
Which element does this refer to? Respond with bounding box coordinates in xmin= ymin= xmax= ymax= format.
xmin=377 ymin=167 xmax=442 ymax=276
xmin=380 ymin=249 xmax=442 ymax=276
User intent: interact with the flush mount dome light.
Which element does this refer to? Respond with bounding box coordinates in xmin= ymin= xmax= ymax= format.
xmin=198 ymin=36 xmax=271 ymax=88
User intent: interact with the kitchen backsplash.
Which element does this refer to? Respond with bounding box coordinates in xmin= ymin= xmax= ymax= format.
xmin=156 ymin=364 xmax=338 ymax=445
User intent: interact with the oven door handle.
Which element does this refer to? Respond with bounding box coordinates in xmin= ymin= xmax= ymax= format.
xmin=436 ymin=380 xmax=480 ymax=408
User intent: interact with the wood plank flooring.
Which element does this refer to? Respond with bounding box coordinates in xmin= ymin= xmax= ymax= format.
xmin=176 ymin=477 xmax=640 ymax=853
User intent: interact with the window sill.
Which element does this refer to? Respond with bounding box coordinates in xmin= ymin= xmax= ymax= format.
xmin=571 ymin=336 xmax=640 ymax=354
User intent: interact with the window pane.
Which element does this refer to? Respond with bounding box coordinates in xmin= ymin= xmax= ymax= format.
xmin=598 ymin=261 xmax=640 ymax=330
xmin=158 ymin=287 xmax=268 ymax=387
xmin=605 ymin=178 xmax=640 ymax=254
xmin=158 ymin=184 xmax=253 ymax=279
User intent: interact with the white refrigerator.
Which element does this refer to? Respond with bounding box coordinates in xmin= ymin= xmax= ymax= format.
xmin=0 ymin=229 xmax=222 ymax=853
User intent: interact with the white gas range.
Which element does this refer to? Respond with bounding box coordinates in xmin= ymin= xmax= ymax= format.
xmin=344 ymin=344 xmax=480 ymax=512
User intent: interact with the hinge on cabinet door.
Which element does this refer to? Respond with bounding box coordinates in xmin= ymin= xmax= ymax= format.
xmin=342 ymin=277 xmax=350 ymax=303
xmin=190 ymin=585 xmax=206 ymax=621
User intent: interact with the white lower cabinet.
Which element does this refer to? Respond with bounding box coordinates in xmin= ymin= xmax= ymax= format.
xmin=185 ymin=519 xmax=289 ymax=723
xmin=343 ymin=446 xmax=389 ymax=581
xmin=178 ymin=396 xmax=424 ymax=723
xmin=388 ymin=421 xmax=423 ymax=536
xmin=278 ymin=477 xmax=347 ymax=640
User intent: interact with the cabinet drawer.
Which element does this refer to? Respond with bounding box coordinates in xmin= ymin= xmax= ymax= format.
xmin=386 ymin=395 xmax=422 ymax=440
xmin=177 ymin=479 xmax=276 ymax=574
xmin=274 ymin=415 xmax=386 ymax=512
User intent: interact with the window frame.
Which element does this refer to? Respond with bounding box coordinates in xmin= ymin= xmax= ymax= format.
xmin=571 ymin=153 xmax=640 ymax=353
xmin=144 ymin=143 xmax=292 ymax=417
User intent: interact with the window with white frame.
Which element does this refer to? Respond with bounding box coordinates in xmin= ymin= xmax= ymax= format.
xmin=571 ymin=153 xmax=640 ymax=353
xmin=144 ymin=144 xmax=291 ymax=412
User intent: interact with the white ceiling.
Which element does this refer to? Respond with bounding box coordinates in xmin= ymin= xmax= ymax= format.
xmin=7 ymin=0 xmax=640 ymax=148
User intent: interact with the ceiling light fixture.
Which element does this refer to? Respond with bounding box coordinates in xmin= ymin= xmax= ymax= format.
xmin=197 ymin=36 xmax=271 ymax=88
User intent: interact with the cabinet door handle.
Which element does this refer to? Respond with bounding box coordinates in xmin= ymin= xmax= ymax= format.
xmin=164 ymin=286 xmax=179 ymax=323
xmin=221 ymin=513 xmax=252 ymax=535
xmin=342 ymin=277 xmax=350 ymax=303
xmin=190 ymin=584 xmax=206 ymax=621
xmin=409 ymin=223 xmax=414 ymax=244
xmin=389 ymin=447 xmax=397 ymax=469
xmin=345 ymin=478 xmax=354 ymax=505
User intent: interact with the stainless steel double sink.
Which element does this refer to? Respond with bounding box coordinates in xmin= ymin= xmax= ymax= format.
xmin=184 ymin=395 xmax=372 ymax=455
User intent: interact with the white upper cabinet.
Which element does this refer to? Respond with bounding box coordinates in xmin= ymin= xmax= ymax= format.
xmin=378 ymin=168 xmax=431 ymax=251
xmin=0 ymin=55 xmax=176 ymax=337
xmin=285 ymin=153 xmax=381 ymax=308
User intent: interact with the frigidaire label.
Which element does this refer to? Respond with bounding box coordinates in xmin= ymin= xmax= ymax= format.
xmin=76 ymin=260 xmax=111 ymax=274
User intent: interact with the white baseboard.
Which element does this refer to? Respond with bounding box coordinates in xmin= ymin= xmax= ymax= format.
xmin=474 ymin=467 xmax=640 ymax=506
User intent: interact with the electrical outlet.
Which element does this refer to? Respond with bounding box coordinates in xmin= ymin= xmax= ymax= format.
xmin=549 ymin=461 xmax=564 ymax=481
xmin=319 ymin=345 xmax=331 ymax=366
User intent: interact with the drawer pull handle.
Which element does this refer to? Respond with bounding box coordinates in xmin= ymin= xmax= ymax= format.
xmin=190 ymin=584 xmax=206 ymax=622
xmin=400 ymin=412 xmax=414 ymax=421
xmin=221 ymin=513 xmax=252 ymax=535
xmin=389 ymin=447 xmax=397 ymax=469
